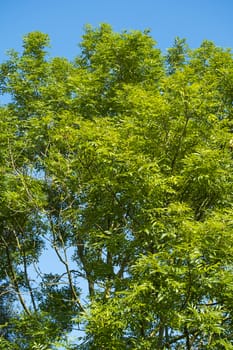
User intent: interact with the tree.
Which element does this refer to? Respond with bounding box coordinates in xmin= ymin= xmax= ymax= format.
xmin=0 ymin=24 xmax=233 ymax=349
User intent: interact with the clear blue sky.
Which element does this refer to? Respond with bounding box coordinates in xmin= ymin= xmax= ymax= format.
xmin=1 ymin=0 xmax=233 ymax=62
xmin=1 ymin=0 xmax=233 ymax=284
xmin=1 ymin=1 xmax=232 ymax=346
xmin=1 ymin=0 xmax=232 ymax=279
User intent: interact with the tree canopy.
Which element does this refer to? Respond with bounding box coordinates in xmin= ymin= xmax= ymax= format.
xmin=0 ymin=24 xmax=233 ymax=349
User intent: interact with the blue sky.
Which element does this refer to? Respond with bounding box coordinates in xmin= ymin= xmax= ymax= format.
xmin=1 ymin=0 xmax=233 ymax=298
xmin=1 ymin=0 xmax=233 ymax=62
xmin=1 ymin=0 xmax=232 ymax=289
xmin=1 ymin=1 xmax=233 ymax=346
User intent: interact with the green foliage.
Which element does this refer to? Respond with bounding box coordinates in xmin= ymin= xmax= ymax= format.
xmin=0 ymin=24 xmax=233 ymax=349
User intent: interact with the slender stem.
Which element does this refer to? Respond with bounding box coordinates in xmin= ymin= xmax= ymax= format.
xmin=185 ymin=325 xmax=191 ymax=350
xmin=49 ymin=215 xmax=85 ymax=312
xmin=5 ymin=245 xmax=31 ymax=315
xmin=22 ymin=250 xmax=37 ymax=312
